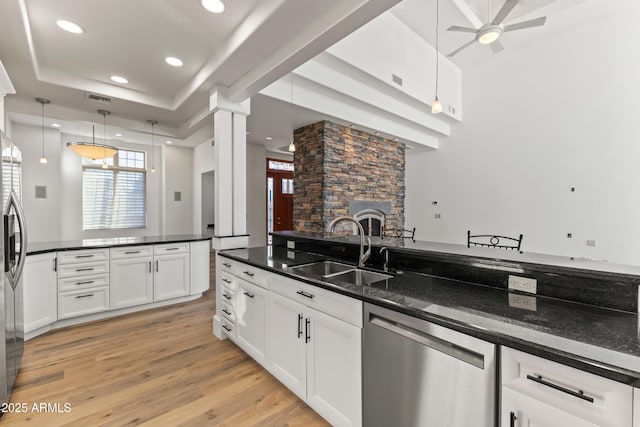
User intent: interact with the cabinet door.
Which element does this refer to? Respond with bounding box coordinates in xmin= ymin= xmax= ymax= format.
xmin=110 ymin=257 xmax=153 ymax=309
xmin=189 ymin=241 xmax=210 ymax=295
xmin=154 ymin=253 xmax=190 ymax=301
xmin=502 ymin=388 xmax=602 ymax=427
xmin=24 ymin=253 xmax=57 ymax=333
xmin=268 ymin=291 xmax=307 ymax=399
xmin=235 ymin=279 xmax=268 ymax=366
xmin=307 ymin=308 xmax=362 ymax=427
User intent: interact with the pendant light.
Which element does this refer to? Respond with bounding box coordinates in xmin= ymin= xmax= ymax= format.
xmin=35 ymin=98 xmax=50 ymax=164
xmin=288 ymin=73 xmax=296 ymax=152
xmin=431 ymin=0 xmax=443 ymax=114
xmin=148 ymin=120 xmax=157 ymax=173
xmin=67 ymin=111 xmax=118 ymax=160
xmin=99 ymin=110 xmax=110 ymax=169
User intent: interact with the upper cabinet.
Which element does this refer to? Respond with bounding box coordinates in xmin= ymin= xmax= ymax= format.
xmin=0 ymin=60 xmax=15 ymax=134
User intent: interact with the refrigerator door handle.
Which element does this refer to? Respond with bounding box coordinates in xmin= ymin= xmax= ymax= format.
xmin=5 ymin=190 xmax=27 ymax=286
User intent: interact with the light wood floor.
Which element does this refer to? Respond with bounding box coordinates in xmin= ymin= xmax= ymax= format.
xmin=3 ymin=273 xmax=329 ymax=425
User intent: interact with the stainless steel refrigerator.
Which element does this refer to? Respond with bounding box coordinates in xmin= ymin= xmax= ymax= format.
xmin=0 ymin=133 xmax=27 ymax=408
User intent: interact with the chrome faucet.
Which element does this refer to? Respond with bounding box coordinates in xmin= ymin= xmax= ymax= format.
xmin=327 ymin=216 xmax=371 ymax=268
xmin=380 ymin=247 xmax=389 ymax=272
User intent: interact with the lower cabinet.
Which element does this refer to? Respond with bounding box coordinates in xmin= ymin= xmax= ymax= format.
xmin=501 ymin=347 xmax=632 ymax=427
xmin=154 ymin=253 xmax=190 ymax=301
xmin=234 ymin=278 xmax=268 ymax=366
xmin=23 ymin=253 xmax=57 ymax=333
xmin=110 ymin=256 xmax=153 ymax=309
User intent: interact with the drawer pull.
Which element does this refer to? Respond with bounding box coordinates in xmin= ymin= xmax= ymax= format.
xmin=243 ymin=291 xmax=255 ymax=299
xmin=243 ymin=271 xmax=255 ymax=277
xmin=222 ymin=293 xmax=232 ymax=300
xmin=125 ymin=250 xmax=141 ymax=254
xmin=76 ymin=267 xmax=95 ymax=272
xmin=222 ymin=262 xmax=232 ymax=268
xmin=53 ymin=257 xmax=57 ymax=272
xmin=297 ymin=314 xmax=303 ymax=338
xmin=222 ymin=325 xmax=232 ymax=332
xmin=296 ymin=290 xmax=315 ymax=299
xmin=148 ymin=261 xmax=152 ymax=273
xmin=75 ymin=294 xmax=94 ymax=299
xmin=305 ymin=318 xmax=311 ymax=343
xmin=76 ymin=280 xmax=94 ymax=285
xmin=526 ymin=374 xmax=594 ymax=403
xmin=165 ymin=247 xmax=180 ymax=251
xmin=75 ymin=254 xmax=94 ymax=258
xmin=222 ymin=309 xmax=232 ymax=316
xmin=155 ymin=260 xmax=159 ymax=272
xmin=222 ymin=278 xmax=231 ymax=284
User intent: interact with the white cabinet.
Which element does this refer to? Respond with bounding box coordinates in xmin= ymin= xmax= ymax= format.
xmin=23 ymin=253 xmax=57 ymax=334
xmin=634 ymin=388 xmax=640 ymax=427
xmin=234 ymin=278 xmax=268 ymax=366
xmin=57 ymin=249 xmax=110 ymax=320
xmin=110 ymin=251 xmax=153 ymax=309
xmin=268 ymin=273 xmax=362 ymax=427
xmin=154 ymin=252 xmax=190 ymax=301
xmin=501 ymin=347 xmax=632 ymax=427
xmin=189 ymin=241 xmax=210 ymax=295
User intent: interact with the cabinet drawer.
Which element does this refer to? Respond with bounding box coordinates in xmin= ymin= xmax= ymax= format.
xmin=219 ymin=272 xmax=236 ymax=290
xmin=235 ymin=263 xmax=268 ymax=289
xmin=110 ymin=245 xmax=153 ymax=260
xmin=219 ymin=257 xmax=235 ymax=273
xmin=269 ymin=272 xmax=362 ymax=327
xmin=57 ymin=260 xmax=109 ymax=278
xmin=154 ymin=243 xmax=188 ymax=255
xmin=221 ymin=286 xmax=235 ymax=305
xmin=221 ymin=301 xmax=235 ymax=322
xmin=221 ymin=317 xmax=235 ymax=340
xmin=502 ymin=347 xmax=632 ymax=426
xmin=58 ymin=249 xmax=109 ymax=265
xmin=58 ymin=273 xmax=109 ymax=292
xmin=58 ymin=287 xmax=110 ymax=320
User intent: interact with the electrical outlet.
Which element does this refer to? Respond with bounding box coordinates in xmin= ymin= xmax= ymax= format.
xmin=508 ymin=275 xmax=537 ymax=294
xmin=287 ymin=240 xmax=295 ymax=249
xmin=587 ymin=240 xmax=596 ymax=247
xmin=508 ymin=294 xmax=537 ymax=311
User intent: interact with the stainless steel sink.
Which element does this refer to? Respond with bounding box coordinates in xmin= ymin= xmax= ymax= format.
xmin=289 ymin=260 xmax=392 ymax=286
xmin=289 ymin=261 xmax=355 ymax=279
xmin=325 ymin=269 xmax=392 ymax=286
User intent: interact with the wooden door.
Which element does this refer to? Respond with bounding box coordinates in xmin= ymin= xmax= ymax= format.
xmin=267 ymin=158 xmax=294 ymax=233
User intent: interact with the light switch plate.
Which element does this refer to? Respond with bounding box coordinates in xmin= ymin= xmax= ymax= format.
xmin=508 ymin=275 xmax=537 ymax=294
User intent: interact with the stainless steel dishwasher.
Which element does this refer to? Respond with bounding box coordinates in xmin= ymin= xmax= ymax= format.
xmin=363 ymin=303 xmax=496 ymax=427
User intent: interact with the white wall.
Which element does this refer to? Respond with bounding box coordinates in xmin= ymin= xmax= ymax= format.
xmin=12 ymin=123 xmax=61 ymax=243
xmin=406 ymin=2 xmax=640 ymax=265
xmin=165 ymin=145 xmax=193 ymax=234
xmin=192 ymin=139 xmax=215 ymax=235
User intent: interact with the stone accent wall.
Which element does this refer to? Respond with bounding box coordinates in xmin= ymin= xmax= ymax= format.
xmin=293 ymin=120 xmax=405 ymax=233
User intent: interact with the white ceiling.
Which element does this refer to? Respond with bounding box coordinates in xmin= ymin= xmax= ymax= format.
xmin=0 ymin=0 xmax=607 ymax=151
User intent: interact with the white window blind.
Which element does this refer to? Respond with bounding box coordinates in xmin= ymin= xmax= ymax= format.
xmin=82 ymin=150 xmax=146 ymax=230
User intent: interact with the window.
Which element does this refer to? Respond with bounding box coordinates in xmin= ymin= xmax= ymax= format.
xmin=82 ymin=150 xmax=146 ymax=230
xmin=2 ymin=144 xmax=21 ymax=208
xmin=268 ymin=159 xmax=294 ymax=172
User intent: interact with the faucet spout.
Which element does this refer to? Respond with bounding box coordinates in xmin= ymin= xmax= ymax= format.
xmin=327 ymin=215 xmax=371 ymax=268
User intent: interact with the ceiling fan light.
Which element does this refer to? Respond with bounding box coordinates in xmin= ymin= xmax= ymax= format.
xmin=477 ymin=28 xmax=502 ymax=44
xmin=431 ymin=96 xmax=443 ymax=114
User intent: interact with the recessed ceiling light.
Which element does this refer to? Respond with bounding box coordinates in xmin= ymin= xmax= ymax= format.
xmin=56 ymin=20 xmax=84 ymax=34
xmin=51 ymin=123 xmax=61 ymax=128
xmin=114 ymin=133 xmax=123 ymax=137
xmin=166 ymin=140 xmax=172 ymax=144
xmin=164 ymin=57 xmax=183 ymax=67
xmin=265 ymin=136 xmax=273 ymax=140
xmin=201 ymin=0 xmax=226 ymax=13
xmin=110 ymin=75 xmax=128 ymax=84
xmin=374 ymin=132 xmax=380 ymax=135
xmin=349 ymin=124 xmax=355 ymax=128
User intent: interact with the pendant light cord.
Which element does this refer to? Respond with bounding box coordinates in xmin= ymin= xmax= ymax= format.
xmin=435 ymin=0 xmax=439 ymax=97
xmin=41 ymin=102 xmax=45 ymax=156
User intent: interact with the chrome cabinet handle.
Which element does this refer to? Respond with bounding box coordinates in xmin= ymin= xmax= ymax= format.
xmin=76 ymin=280 xmax=94 ymax=285
xmin=222 ymin=262 xmax=232 ymax=268
xmin=148 ymin=261 xmax=152 ymax=273
xmin=76 ymin=254 xmax=94 ymax=258
xmin=296 ymin=290 xmax=314 ymax=299
xmin=222 ymin=278 xmax=231 ymax=284
xmin=125 ymin=250 xmax=140 ymax=254
xmin=166 ymin=247 xmax=180 ymax=251
xmin=297 ymin=314 xmax=303 ymax=338
xmin=222 ymin=325 xmax=232 ymax=332
xmin=155 ymin=260 xmax=159 ymax=272
xmin=75 ymin=267 xmax=94 ymax=272
xmin=305 ymin=318 xmax=311 ymax=343
xmin=243 ymin=271 xmax=255 ymax=277
xmin=222 ymin=308 xmax=232 ymax=316
xmin=243 ymin=291 xmax=255 ymax=299
xmin=53 ymin=257 xmax=57 ymax=272
xmin=75 ymin=294 xmax=94 ymax=299
xmin=222 ymin=293 xmax=232 ymax=300
xmin=526 ymin=374 xmax=594 ymax=403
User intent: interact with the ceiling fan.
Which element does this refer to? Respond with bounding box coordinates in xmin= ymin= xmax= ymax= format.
xmin=447 ymin=0 xmax=546 ymax=57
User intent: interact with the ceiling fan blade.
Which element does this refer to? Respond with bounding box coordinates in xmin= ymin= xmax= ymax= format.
xmin=447 ymin=39 xmax=476 ymax=57
xmin=447 ymin=25 xmax=478 ymax=33
xmin=491 ymin=0 xmax=519 ymax=25
xmin=503 ymin=16 xmax=547 ymax=32
xmin=490 ymin=40 xmax=504 ymax=54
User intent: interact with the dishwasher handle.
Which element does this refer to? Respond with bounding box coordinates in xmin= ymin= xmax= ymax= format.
xmin=369 ymin=313 xmax=485 ymax=369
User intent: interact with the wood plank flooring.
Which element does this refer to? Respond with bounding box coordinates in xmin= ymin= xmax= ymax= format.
xmin=3 ymin=257 xmax=329 ymax=426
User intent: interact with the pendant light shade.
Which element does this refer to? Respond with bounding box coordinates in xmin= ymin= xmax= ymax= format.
xmin=432 ymin=0 xmax=442 ymax=114
xmin=67 ymin=110 xmax=118 ymax=160
xmin=36 ymin=97 xmax=50 ymax=164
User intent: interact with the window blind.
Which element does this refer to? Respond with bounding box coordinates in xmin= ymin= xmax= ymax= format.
xmin=82 ymin=150 xmax=146 ymax=230
xmin=2 ymin=160 xmax=21 ymax=208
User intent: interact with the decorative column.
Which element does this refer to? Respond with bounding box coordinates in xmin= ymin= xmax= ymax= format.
xmin=209 ymin=85 xmax=250 ymax=250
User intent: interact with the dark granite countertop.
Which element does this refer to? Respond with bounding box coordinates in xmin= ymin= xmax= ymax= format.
xmin=219 ymin=246 xmax=640 ymax=386
xmin=27 ymin=234 xmax=212 ymax=255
